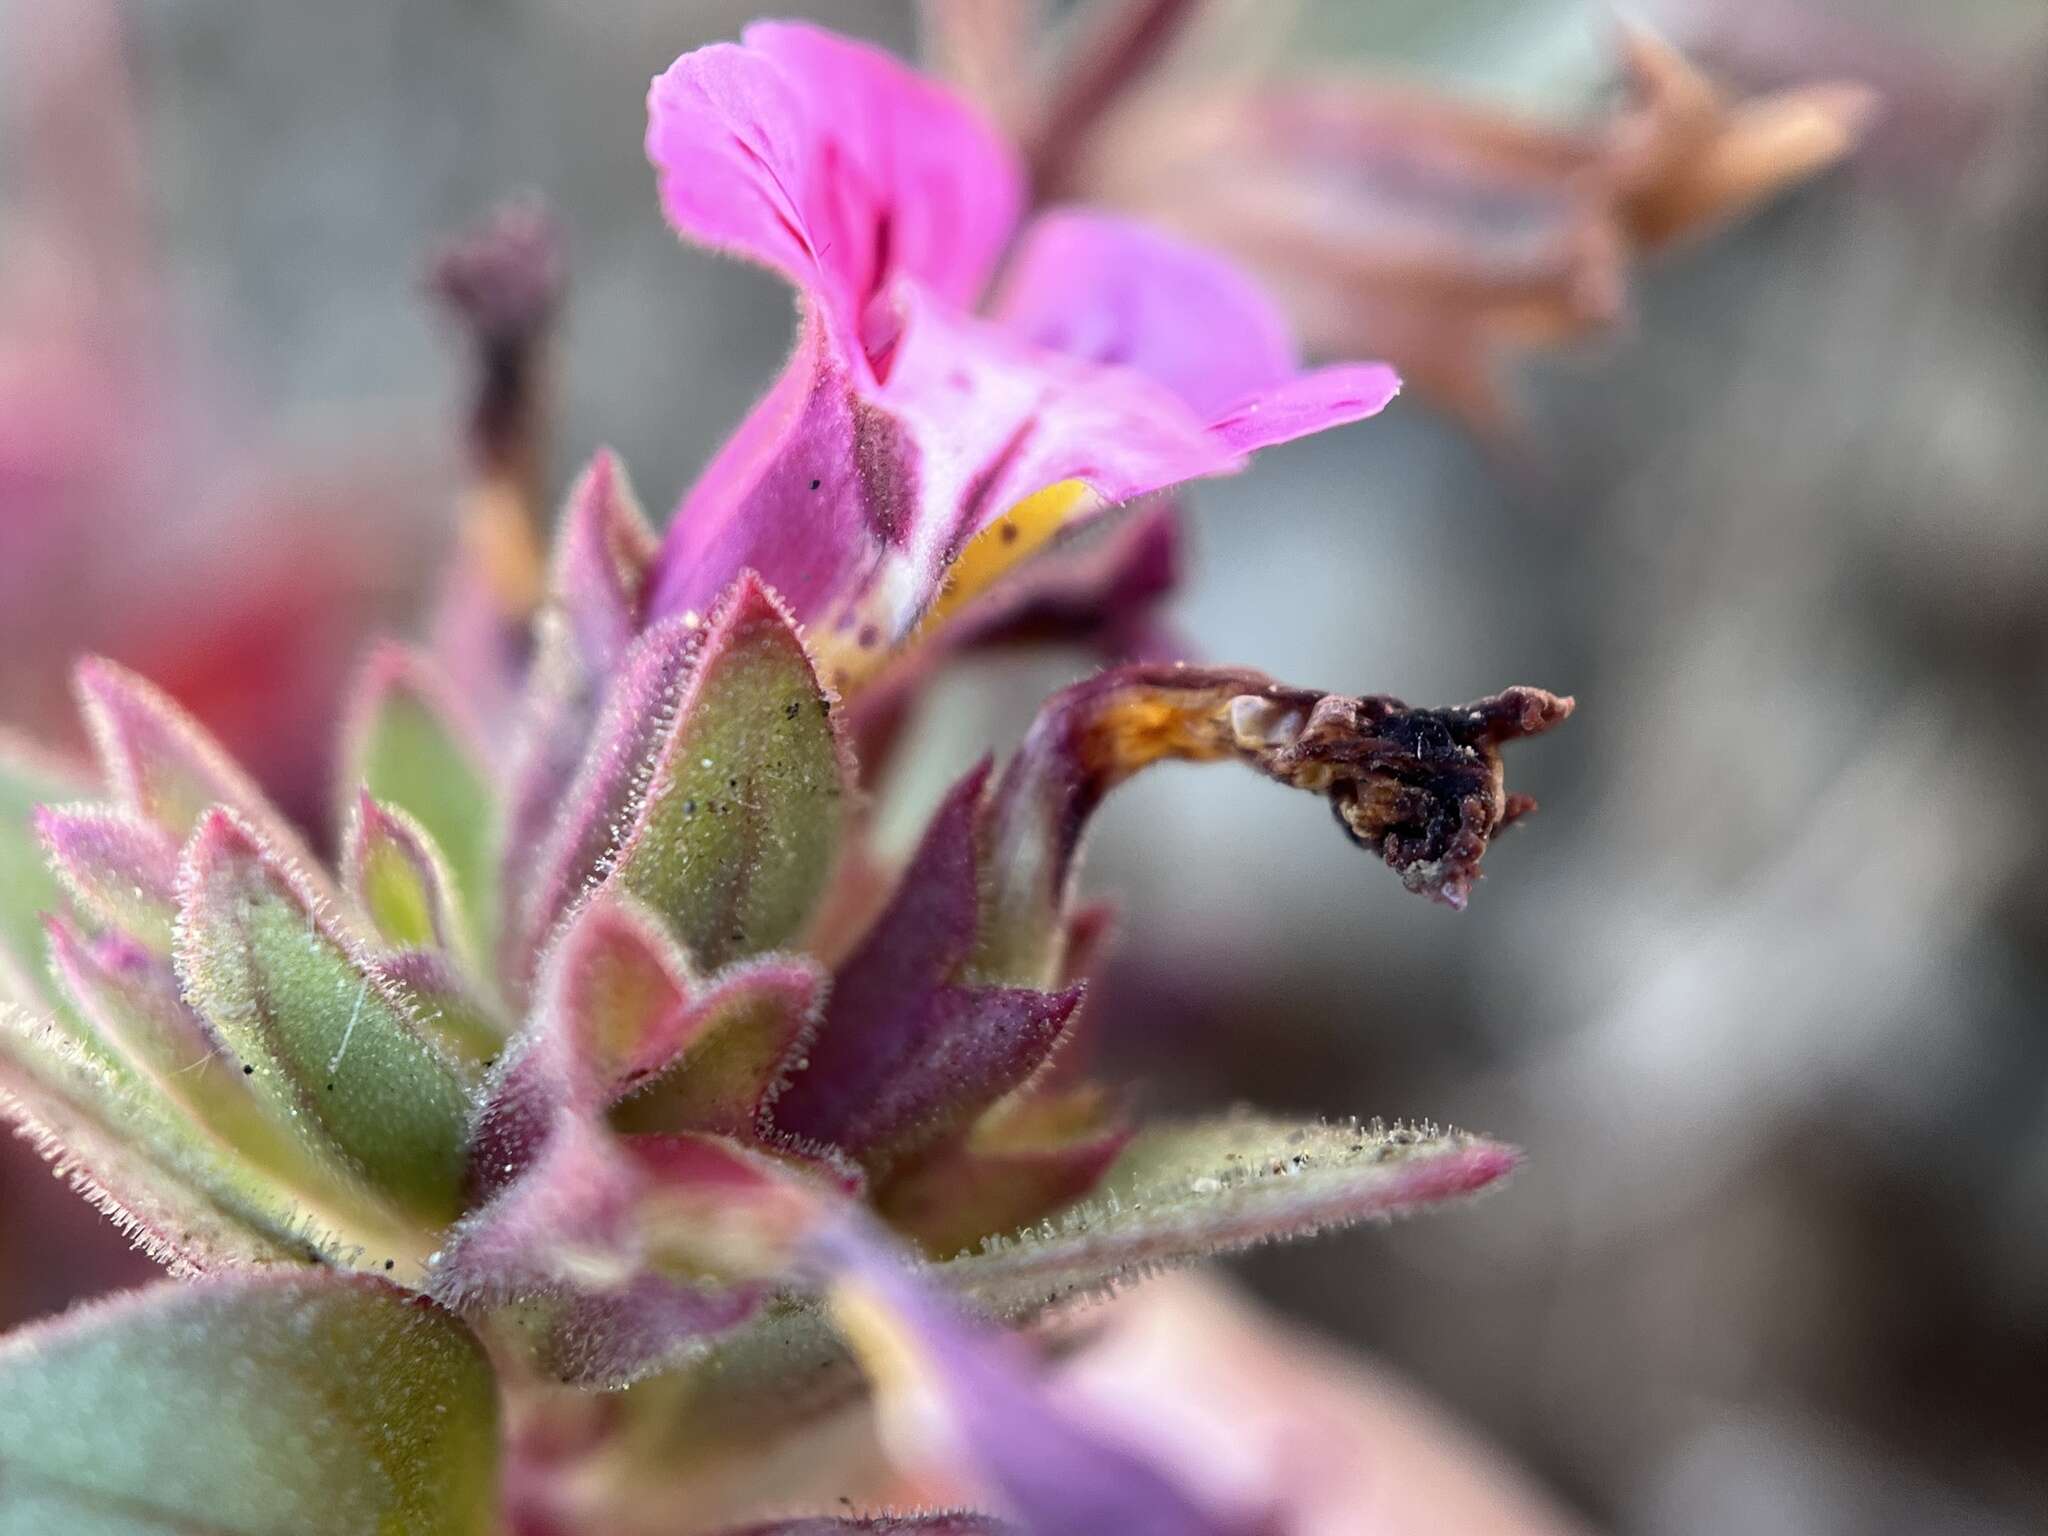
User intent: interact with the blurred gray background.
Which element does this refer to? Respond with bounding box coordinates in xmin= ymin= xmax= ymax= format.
xmin=3 ymin=2 xmax=2046 ymax=1532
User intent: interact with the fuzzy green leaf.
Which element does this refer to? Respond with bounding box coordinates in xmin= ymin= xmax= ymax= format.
xmin=949 ymin=1115 xmax=1521 ymax=1317
xmin=607 ymin=573 xmax=851 ymax=972
xmin=0 ymin=1005 xmax=305 ymax=1274
xmin=0 ymin=737 xmax=84 ymax=1006
xmin=0 ymin=1274 xmax=500 ymax=1535
xmin=341 ymin=647 xmax=500 ymax=965
xmin=635 ymin=1116 xmax=1517 ymax=1456
xmin=175 ymin=809 xmax=475 ymax=1225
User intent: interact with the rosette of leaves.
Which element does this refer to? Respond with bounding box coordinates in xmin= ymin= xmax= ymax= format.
xmin=0 ymin=452 xmax=1564 ymax=1534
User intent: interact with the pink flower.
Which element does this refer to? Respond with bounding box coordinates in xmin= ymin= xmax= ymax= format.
xmin=642 ymin=22 xmax=1399 ymax=688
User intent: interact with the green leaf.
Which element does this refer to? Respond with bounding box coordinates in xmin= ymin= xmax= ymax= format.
xmin=607 ymin=573 xmax=852 ymax=972
xmin=343 ymin=792 xmax=464 ymax=956
xmin=0 ymin=1274 xmax=500 ymax=1535
xmin=175 ymin=809 xmax=476 ymax=1225
xmin=341 ymin=647 xmax=500 ymax=966
xmin=0 ymin=734 xmax=85 ymax=1007
xmin=631 ymin=1115 xmax=1518 ymax=1455
xmin=0 ymin=1004 xmax=305 ymax=1275
xmin=949 ymin=1115 xmax=1521 ymax=1316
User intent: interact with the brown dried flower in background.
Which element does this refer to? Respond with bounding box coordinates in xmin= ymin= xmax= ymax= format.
xmin=927 ymin=1 xmax=1876 ymax=435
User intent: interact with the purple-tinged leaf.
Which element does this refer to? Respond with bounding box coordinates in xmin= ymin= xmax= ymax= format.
xmin=630 ymin=1115 xmax=1518 ymax=1455
xmin=611 ymin=953 xmax=824 ymax=1140
xmin=509 ymin=615 xmax=704 ymax=994
xmin=0 ymin=732 xmax=86 ymax=1007
xmin=501 ymin=451 xmax=658 ymax=956
xmin=775 ymin=764 xmax=1080 ymax=1171
xmin=13 ymin=939 xmax=459 ymax=1280
xmin=475 ymin=891 xmax=711 ymax=1193
xmin=786 ymin=984 xmax=1081 ymax=1176
xmin=515 ymin=1272 xmax=770 ymax=1388
xmin=174 ymin=808 xmax=476 ymax=1224
xmin=605 ymin=572 xmax=853 ymax=972
xmin=436 ymin=1113 xmax=850 ymax=1385
xmin=73 ymin=656 xmax=318 ymax=875
xmin=877 ymin=1087 xmax=1134 ymax=1260
xmin=339 ymin=644 xmax=501 ymax=963
xmin=549 ymin=448 xmax=659 ymax=681
xmin=473 ymin=892 xmax=827 ymax=1197
xmin=45 ymin=920 xmax=228 ymax=1105
xmin=343 ymin=790 xmax=465 ymax=956
xmin=35 ymin=804 xmax=182 ymax=953
xmin=813 ymin=1218 xmax=1238 ymax=1536
xmin=950 ymin=1116 xmax=1521 ymax=1318
xmin=0 ymin=1274 xmax=501 ymax=1535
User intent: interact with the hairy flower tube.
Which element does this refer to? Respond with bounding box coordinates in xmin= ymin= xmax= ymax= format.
xmin=0 ymin=20 xmax=1574 ymax=1536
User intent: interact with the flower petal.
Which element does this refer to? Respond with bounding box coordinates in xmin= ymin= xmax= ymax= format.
xmin=1202 ymin=361 xmax=1402 ymax=456
xmin=646 ymin=22 xmax=1022 ymax=363
xmin=993 ymin=209 xmax=1298 ymax=419
xmin=648 ymin=290 xmax=1231 ymax=676
xmin=813 ymin=1219 xmax=1236 ymax=1536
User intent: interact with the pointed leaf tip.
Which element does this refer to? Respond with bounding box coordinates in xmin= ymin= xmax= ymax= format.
xmin=343 ymin=790 xmax=468 ymax=957
xmin=36 ymin=804 xmax=183 ymax=953
xmin=0 ymin=1275 xmax=500 ymax=1535
xmin=340 ymin=644 xmax=501 ymax=965
xmin=71 ymin=654 xmax=319 ymax=878
xmin=606 ymin=570 xmax=854 ymax=972
xmin=948 ymin=1115 xmax=1521 ymax=1318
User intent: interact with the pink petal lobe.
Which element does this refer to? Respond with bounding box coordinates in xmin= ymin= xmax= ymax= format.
xmin=649 ymin=286 xmax=1230 ymax=655
xmin=994 ymin=209 xmax=1299 ymax=419
xmin=646 ymin=22 xmax=1022 ymax=361
xmin=1204 ymin=362 xmax=1403 ymax=455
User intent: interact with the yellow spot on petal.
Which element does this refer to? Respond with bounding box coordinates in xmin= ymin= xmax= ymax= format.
xmin=812 ymin=479 xmax=1100 ymax=694
xmin=925 ymin=479 xmax=1098 ymax=631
